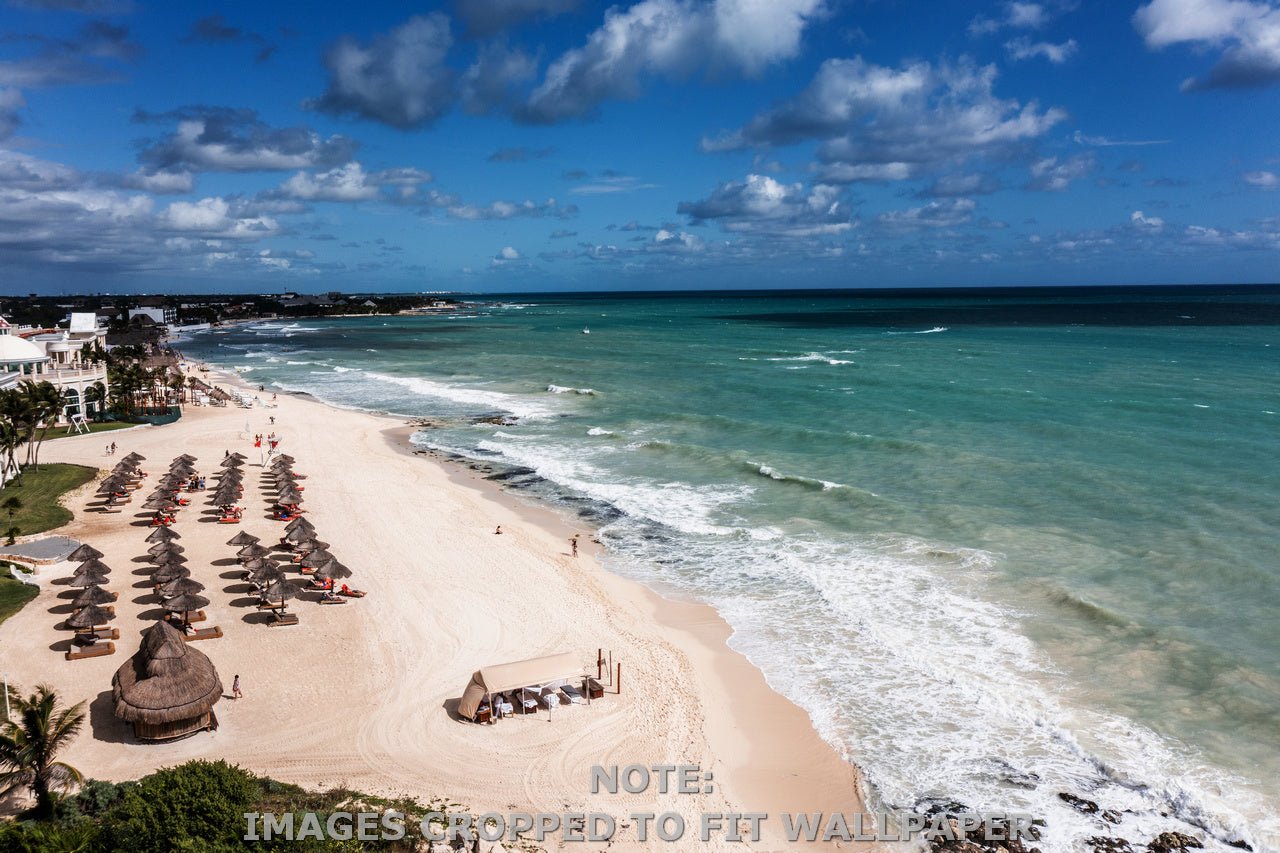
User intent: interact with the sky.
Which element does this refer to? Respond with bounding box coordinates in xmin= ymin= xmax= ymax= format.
xmin=1 ymin=0 xmax=1279 ymax=295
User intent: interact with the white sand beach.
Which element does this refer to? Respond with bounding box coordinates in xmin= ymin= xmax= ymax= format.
xmin=0 ymin=369 xmax=872 ymax=850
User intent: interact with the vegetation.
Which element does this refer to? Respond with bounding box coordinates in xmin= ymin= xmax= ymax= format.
xmin=0 ymin=685 xmax=86 ymax=821
xmin=0 ymin=755 xmax=474 ymax=852
xmin=0 ymin=568 xmax=38 ymax=627
xmin=0 ymin=464 xmax=96 ymax=537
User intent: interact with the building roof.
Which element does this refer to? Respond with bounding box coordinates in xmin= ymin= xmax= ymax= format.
xmin=111 ymin=621 xmax=223 ymax=725
xmin=0 ymin=332 xmax=48 ymax=363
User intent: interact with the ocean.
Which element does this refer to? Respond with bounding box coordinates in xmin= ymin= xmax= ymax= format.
xmin=180 ymin=288 xmax=1280 ymax=852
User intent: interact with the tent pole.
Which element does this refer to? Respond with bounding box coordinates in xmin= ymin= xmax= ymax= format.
xmin=617 ymin=662 xmax=622 ymax=695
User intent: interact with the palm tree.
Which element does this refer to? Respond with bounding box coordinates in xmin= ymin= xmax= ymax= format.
xmin=168 ymin=371 xmax=187 ymax=408
xmin=0 ymin=684 xmax=86 ymax=820
xmin=23 ymin=382 xmax=65 ymax=470
xmin=2 ymin=495 xmax=21 ymax=520
xmin=83 ymin=382 xmax=106 ymax=421
xmin=0 ymin=390 xmax=26 ymax=483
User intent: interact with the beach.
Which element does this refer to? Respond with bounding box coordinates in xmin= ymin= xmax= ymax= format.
xmin=0 ymin=366 xmax=871 ymax=851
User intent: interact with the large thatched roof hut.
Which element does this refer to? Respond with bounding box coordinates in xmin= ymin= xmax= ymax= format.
xmin=111 ymin=621 xmax=222 ymax=741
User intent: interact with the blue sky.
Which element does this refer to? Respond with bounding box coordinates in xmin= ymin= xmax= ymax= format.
xmin=1 ymin=0 xmax=1278 ymax=294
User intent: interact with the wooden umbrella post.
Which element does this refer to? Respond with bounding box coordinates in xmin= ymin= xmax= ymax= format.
xmin=616 ymin=662 xmax=622 ymax=695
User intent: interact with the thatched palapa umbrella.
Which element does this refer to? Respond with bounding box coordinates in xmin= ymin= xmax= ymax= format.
xmin=163 ymin=593 xmax=210 ymax=626
xmin=283 ymin=515 xmax=313 ymax=532
xmin=237 ymin=543 xmax=271 ymax=560
xmin=159 ymin=577 xmax=204 ymax=598
xmin=112 ymin=621 xmax=221 ymax=741
xmin=312 ymin=560 xmax=352 ymax=581
xmin=151 ymin=564 xmax=190 ymax=584
xmin=66 ymin=543 xmax=104 ymax=562
xmin=145 ymin=527 xmax=180 ymax=544
xmin=148 ymin=541 xmax=185 ymax=556
xmin=67 ymin=604 xmax=114 ymax=632
xmin=74 ymin=557 xmax=111 ymax=576
xmin=226 ymin=531 xmax=259 ymax=547
xmin=291 ymin=539 xmax=329 ymax=554
xmin=299 ymin=549 xmax=335 ymax=569
xmin=261 ymin=578 xmax=302 ymax=612
xmin=69 ymin=569 xmax=111 ymax=588
xmin=144 ymin=497 xmax=177 ymax=511
xmin=73 ymin=584 xmax=116 ymax=608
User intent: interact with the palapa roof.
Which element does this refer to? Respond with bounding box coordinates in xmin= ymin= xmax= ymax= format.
xmin=145 ymin=527 xmax=180 ymax=544
xmin=226 ymin=531 xmax=259 ymax=547
xmin=67 ymin=604 xmax=114 ymax=628
xmin=112 ymin=621 xmax=222 ymax=725
xmin=66 ymin=543 xmax=104 ymax=562
xmin=73 ymin=585 xmax=116 ymax=607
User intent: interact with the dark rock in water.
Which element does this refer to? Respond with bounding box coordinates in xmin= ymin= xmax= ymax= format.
xmin=406 ymin=417 xmax=450 ymax=429
xmin=1146 ymin=832 xmax=1203 ymax=853
xmin=1225 ymin=841 xmax=1252 ymax=851
xmin=1102 ymin=810 xmax=1122 ymax=825
xmin=485 ymin=467 xmax=536 ymax=481
xmin=1059 ymin=792 xmax=1101 ymax=814
xmin=471 ymin=414 xmax=518 ymax=426
xmin=1086 ymin=837 xmax=1133 ymax=853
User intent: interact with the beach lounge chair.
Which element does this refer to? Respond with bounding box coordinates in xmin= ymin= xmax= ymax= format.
xmin=164 ymin=610 xmax=206 ymax=624
xmin=217 ymin=515 xmax=241 ymax=524
xmin=539 ymin=686 xmax=569 ymax=708
xmin=65 ymin=641 xmax=115 ymax=661
xmin=269 ymin=611 xmax=299 ymax=627
xmin=559 ymin=682 xmax=586 ymax=705
xmin=256 ymin=600 xmax=286 ymax=611
xmin=512 ymin=689 xmax=539 ymax=714
xmin=74 ymin=626 xmax=119 ymax=641
xmin=318 ymin=596 xmax=346 ymax=605
xmin=182 ymin=626 xmax=223 ymax=642
xmin=338 ymin=587 xmax=366 ymax=598
xmin=494 ymin=694 xmax=514 ymax=718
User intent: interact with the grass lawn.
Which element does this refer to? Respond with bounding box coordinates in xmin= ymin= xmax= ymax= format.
xmin=0 ymin=463 xmax=98 ymax=537
xmin=0 ymin=568 xmax=38 ymax=628
xmin=45 ymin=421 xmax=136 ymax=440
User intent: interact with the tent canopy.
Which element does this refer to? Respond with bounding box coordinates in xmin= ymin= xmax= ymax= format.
xmin=458 ymin=652 xmax=583 ymax=719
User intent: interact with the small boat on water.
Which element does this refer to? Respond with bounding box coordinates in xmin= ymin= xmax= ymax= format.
xmin=582 ymin=328 xmax=590 ymax=335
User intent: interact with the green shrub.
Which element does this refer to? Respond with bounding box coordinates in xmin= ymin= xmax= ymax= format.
xmin=0 ymin=819 xmax=101 ymax=853
xmin=102 ymin=760 xmax=259 ymax=853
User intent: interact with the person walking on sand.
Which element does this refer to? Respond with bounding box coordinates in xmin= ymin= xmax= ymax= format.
xmin=495 ymin=525 xmax=502 ymax=535
xmin=232 ymin=674 xmax=242 ymax=699
xmin=570 ymin=535 xmax=579 ymax=557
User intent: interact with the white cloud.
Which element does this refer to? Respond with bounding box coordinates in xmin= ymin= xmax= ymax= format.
xmin=1134 ymin=0 xmax=1280 ymax=90
xmin=1130 ymin=210 xmax=1166 ymax=230
xmin=499 ymin=246 xmax=520 ymax=260
xmin=162 ymin=197 xmax=280 ymax=239
xmin=702 ymin=58 xmax=1066 ymax=185
xmin=520 ymin=0 xmax=824 ymax=122
xmin=1005 ymin=37 xmax=1078 ymax=63
xmin=1027 ymin=153 xmax=1097 ymax=190
xmin=138 ymin=110 xmax=357 ymax=173
xmin=970 ymin=2 xmax=1053 ymax=35
xmin=315 ymin=13 xmax=455 ymax=128
xmin=677 ymin=173 xmax=854 ymax=236
xmin=876 ymin=198 xmax=977 ymax=232
xmin=1243 ymin=169 xmax=1279 ymax=188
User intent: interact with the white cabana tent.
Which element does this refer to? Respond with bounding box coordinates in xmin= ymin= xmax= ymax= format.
xmin=458 ymin=652 xmax=586 ymax=720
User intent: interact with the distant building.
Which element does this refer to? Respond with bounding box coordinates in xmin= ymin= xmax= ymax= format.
xmin=4 ymin=313 xmax=111 ymax=419
xmin=129 ymin=306 xmax=178 ymax=326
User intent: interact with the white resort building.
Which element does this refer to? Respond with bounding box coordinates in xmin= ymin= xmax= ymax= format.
xmin=0 ymin=313 xmax=110 ymax=420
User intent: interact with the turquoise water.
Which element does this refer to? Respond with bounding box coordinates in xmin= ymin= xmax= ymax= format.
xmin=182 ymin=290 xmax=1280 ymax=852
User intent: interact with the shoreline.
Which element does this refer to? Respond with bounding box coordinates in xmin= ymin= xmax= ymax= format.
xmin=381 ymin=423 xmax=870 ymax=830
xmin=1 ymin=360 xmax=876 ymax=850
